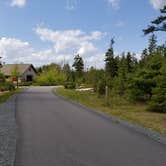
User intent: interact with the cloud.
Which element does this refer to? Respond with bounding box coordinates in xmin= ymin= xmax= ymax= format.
xmin=0 ymin=27 xmax=106 ymax=68
xmin=0 ymin=37 xmax=74 ymax=66
xmin=150 ymin=0 xmax=166 ymax=9
xmin=35 ymin=27 xmax=105 ymax=56
xmin=10 ymin=0 xmax=26 ymax=8
xmin=0 ymin=38 xmax=33 ymax=62
xmin=107 ymin=0 xmax=120 ymax=9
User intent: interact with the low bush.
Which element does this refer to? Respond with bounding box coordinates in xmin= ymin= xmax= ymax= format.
xmin=0 ymin=82 xmax=15 ymax=91
xmin=19 ymin=82 xmax=33 ymax=86
xmin=97 ymin=80 xmax=106 ymax=95
xmin=64 ymin=82 xmax=76 ymax=89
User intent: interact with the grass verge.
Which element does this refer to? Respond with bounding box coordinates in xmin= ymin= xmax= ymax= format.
xmin=0 ymin=89 xmax=22 ymax=103
xmin=56 ymin=88 xmax=166 ymax=136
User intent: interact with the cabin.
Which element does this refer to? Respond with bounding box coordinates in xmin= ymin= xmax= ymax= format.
xmin=0 ymin=64 xmax=37 ymax=83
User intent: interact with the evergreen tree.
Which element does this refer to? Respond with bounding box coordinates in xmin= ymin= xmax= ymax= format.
xmin=140 ymin=48 xmax=149 ymax=66
xmin=143 ymin=6 xmax=166 ymax=34
xmin=116 ymin=55 xmax=128 ymax=95
xmin=148 ymin=34 xmax=157 ymax=55
xmin=148 ymin=62 xmax=166 ymax=112
xmin=105 ymin=39 xmax=118 ymax=78
xmin=156 ymin=43 xmax=166 ymax=57
xmin=126 ymin=52 xmax=136 ymax=73
xmin=72 ymin=54 xmax=84 ymax=78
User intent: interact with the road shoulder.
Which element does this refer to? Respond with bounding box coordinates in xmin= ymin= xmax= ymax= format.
xmin=54 ymin=89 xmax=166 ymax=146
xmin=0 ymin=94 xmax=18 ymax=166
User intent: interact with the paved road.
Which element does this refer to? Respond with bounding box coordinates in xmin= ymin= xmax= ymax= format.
xmin=14 ymin=87 xmax=166 ymax=166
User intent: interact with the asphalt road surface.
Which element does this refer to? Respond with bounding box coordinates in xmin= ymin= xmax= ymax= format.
xmin=14 ymin=87 xmax=166 ymax=166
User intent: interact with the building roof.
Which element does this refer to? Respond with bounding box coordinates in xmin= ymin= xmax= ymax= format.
xmin=0 ymin=64 xmax=36 ymax=76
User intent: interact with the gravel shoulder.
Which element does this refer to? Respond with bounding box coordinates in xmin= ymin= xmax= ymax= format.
xmin=0 ymin=96 xmax=17 ymax=166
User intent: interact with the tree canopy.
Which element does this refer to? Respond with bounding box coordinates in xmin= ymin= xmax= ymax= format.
xmin=143 ymin=6 xmax=166 ymax=34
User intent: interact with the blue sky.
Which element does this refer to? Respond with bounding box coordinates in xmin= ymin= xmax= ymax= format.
xmin=0 ymin=0 xmax=166 ymax=68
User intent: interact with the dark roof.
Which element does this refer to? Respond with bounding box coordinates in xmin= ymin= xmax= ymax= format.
xmin=0 ymin=64 xmax=36 ymax=76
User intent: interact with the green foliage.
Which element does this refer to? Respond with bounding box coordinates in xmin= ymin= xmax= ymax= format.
xmin=148 ymin=63 xmax=166 ymax=112
xmin=85 ymin=67 xmax=104 ymax=92
xmin=19 ymin=82 xmax=33 ymax=86
xmin=148 ymin=85 xmax=166 ymax=113
xmin=31 ymin=34 xmax=166 ymax=113
xmin=0 ymin=72 xmax=5 ymax=82
xmin=105 ymin=39 xmax=118 ymax=78
xmin=72 ymin=54 xmax=84 ymax=78
xmin=64 ymin=82 xmax=76 ymax=89
xmin=148 ymin=34 xmax=157 ymax=55
xmin=97 ymin=79 xmax=106 ymax=95
xmin=143 ymin=6 xmax=166 ymax=34
xmin=63 ymin=63 xmax=71 ymax=81
xmin=0 ymin=72 xmax=15 ymax=91
xmin=0 ymin=82 xmax=15 ymax=91
xmin=35 ymin=64 xmax=67 ymax=86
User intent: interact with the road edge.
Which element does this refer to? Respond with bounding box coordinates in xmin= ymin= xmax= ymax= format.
xmin=53 ymin=89 xmax=166 ymax=146
xmin=0 ymin=95 xmax=18 ymax=166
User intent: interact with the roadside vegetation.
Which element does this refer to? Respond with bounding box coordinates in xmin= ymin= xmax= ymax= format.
xmin=0 ymin=71 xmax=21 ymax=103
xmin=0 ymin=90 xmax=20 ymax=103
xmin=56 ymin=88 xmax=166 ymax=136
xmin=55 ymin=7 xmax=166 ymax=135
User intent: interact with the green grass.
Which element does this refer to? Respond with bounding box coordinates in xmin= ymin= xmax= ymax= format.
xmin=0 ymin=89 xmax=22 ymax=103
xmin=56 ymin=88 xmax=166 ymax=136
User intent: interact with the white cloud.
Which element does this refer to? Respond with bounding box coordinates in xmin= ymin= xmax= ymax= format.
xmin=10 ymin=0 xmax=26 ymax=8
xmin=150 ymin=0 xmax=166 ymax=9
xmin=0 ymin=37 xmax=74 ymax=66
xmin=107 ymin=0 xmax=120 ymax=9
xmin=0 ymin=38 xmax=33 ymax=62
xmin=0 ymin=27 xmax=105 ymax=68
xmin=35 ymin=27 xmax=105 ymax=57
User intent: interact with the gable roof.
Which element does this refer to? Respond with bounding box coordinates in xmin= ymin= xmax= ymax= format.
xmin=0 ymin=64 xmax=36 ymax=76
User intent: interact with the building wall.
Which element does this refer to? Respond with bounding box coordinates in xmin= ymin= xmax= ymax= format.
xmin=21 ymin=66 xmax=36 ymax=82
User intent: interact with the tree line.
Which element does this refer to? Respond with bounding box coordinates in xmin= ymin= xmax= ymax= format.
xmin=36 ymin=5 xmax=166 ymax=113
xmin=35 ymin=32 xmax=166 ymax=113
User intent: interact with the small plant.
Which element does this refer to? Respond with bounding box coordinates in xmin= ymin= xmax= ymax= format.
xmin=0 ymin=82 xmax=15 ymax=92
xmin=64 ymin=82 xmax=76 ymax=89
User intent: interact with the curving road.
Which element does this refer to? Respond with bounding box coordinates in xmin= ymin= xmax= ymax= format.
xmin=14 ymin=86 xmax=166 ymax=166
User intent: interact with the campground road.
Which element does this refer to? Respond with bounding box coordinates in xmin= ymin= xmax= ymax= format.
xmin=14 ymin=86 xmax=166 ymax=166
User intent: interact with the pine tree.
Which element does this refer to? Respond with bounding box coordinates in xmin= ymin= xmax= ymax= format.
xmin=143 ymin=6 xmax=166 ymax=34
xmin=148 ymin=34 xmax=157 ymax=55
xmin=72 ymin=54 xmax=84 ymax=78
xmin=126 ymin=52 xmax=136 ymax=73
xmin=105 ymin=39 xmax=118 ymax=78
xmin=116 ymin=55 xmax=128 ymax=95
xmin=140 ymin=49 xmax=149 ymax=67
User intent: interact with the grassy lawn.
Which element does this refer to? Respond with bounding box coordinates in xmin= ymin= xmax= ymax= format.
xmin=0 ymin=89 xmax=22 ymax=104
xmin=56 ymin=88 xmax=166 ymax=136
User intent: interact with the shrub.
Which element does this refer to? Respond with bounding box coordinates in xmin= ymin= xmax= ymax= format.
xmin=64 ymin=82 xmax=76 ymax=89
xmin=0 ymin=73 xmax=5 ymax=82
xmin=97 ymin=79 xmax=106 ymax=95
xmin=0 ymin=82 xmax=15 ymax=91
xmin=35 ymin=69 xmax=67 ymax=86
xmin=148 ymin=86 xmax=166 ymax=113
xmin=148 ymin=70 xmax=166 ymax=113
xmin=19 ymin=82 xmax=33 ymax=86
